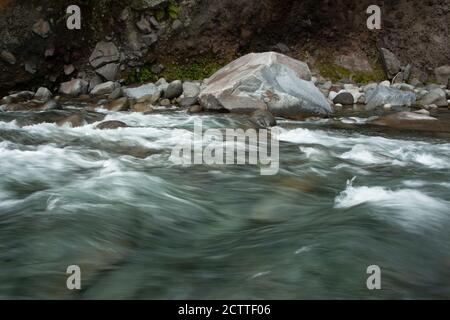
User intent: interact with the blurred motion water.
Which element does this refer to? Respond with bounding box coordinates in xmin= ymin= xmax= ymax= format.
xmin=0 ymin=109 xmax=449 ymax=299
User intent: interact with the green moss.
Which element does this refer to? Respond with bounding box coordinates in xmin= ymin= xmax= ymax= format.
xmin=316 ymin=60 xmax=386 ymax=84
xmin=125 ymin=66 xmax=156 ymax=84
xmin=124 ymin=57 xmax=226 ymax=84
xmin=168 ymin=0 xmax=181 ymax=20
xmin=160 ymin=58 xmax=226 ymax=81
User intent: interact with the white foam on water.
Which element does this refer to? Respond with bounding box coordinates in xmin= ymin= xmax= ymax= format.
xmin=413 ymin=153 xmax=450 ymax=169
xmin=278 ymin=126 xmax=450 ymax=169
xmin=335 ymin=178 xmax=448 ymax=231
xmin=340 ymin=145 xmax=388 ymax=165
xmin=299 ymin=147 xmax=322 ymax=158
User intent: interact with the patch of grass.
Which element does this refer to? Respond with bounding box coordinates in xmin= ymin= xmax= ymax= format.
xmin=125 ymin=66 xmax=156 ymax=84
xmin=154 ymin=0 xmax=180 ymax=21
xmin=316 ymin=60 xmax=386 ymax=84
xmin=160 ymin=58 xmax=226 ymax=81
xmin=168 ymin=0 xmax=181 ymax=20
xmin=125 ymin=57 xmax=226 ymax=84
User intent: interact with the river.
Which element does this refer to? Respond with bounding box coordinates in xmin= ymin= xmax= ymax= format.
xmin=0 ymin=106 xmax=449 ymax=299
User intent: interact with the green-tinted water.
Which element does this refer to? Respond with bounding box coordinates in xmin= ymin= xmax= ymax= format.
xmin=0 ymin=109 xmax=449 ymax=299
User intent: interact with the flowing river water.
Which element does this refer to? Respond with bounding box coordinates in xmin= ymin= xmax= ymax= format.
xmin=0 ymin=105 xmax=450 ymax=299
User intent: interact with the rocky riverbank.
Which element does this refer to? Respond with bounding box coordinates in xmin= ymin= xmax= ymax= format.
xmin=1 ymin=52 xmax=449 ymax=135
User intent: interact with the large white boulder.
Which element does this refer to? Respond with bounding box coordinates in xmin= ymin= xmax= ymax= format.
xmin=198 ymin=52 xmax=332 ymax=119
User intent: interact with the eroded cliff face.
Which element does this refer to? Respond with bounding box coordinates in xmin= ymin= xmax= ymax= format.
xmin=0 ymin=0 xmax=449 ymax=94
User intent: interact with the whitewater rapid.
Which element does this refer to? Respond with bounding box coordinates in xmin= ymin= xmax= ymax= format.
xmin=1 ymin=110 xmax=450 ymax=299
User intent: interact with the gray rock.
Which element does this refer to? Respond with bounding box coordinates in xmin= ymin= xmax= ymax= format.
xmin=123 ymin=83 xmax=160 ymax=99
xmin=159 ymin=98 xmax=171 ymax=106
xmin=57 ymin=114 xmax=86 ymax=127
xmin=59 ymin=79 xmax=89 ymax=96
xmin=0 ymin=50 xmax=16 ymax=65
xmin=392 ymin=83 xmax=415 ymax=92
xmin=149 ymin=16 xmax=160 ymax=29
xmin=131 ymin=102 xmax=154 ymax=113
xmin=151 ymin=63 xmax=165 ymax=74
xmin=417 ymin=88 xmax=448 ymax=107
xmin=402 ymin=64 xmax=412 ymax=81
xmin=108 ymin=87 xmax=123 ymax=100
xmin=251 ymin=109 xmax=277 ymax=128
xmin=136 ymin=17 xmax=152 ymax=34
xmin=34 ymin=87 xmax=52 ymax=101
xmin=275 ymin=43 xmax=290 ymax=54
xmin=91 ymin=81 xmax=117 ymax=95
xmin=120 ymin=8 xmax=131 ymax=21
xmin=96 ymin=63 xmax=119 ymax=81
xmin=380 ymin=48 xmax=401 ymax=79
xmin=89 ymin=75 xmax=103 ymax=92
xmin=187 ymin=105 xmax=204 ymax=114
xmin=164 ymin=80 xmax=183 ymax=99
xmin=32 ymin=19 xmax=50 ymax=38
xmin=64 ymin=64 xmax=75 ymax=75
xmin=198 ymin=52 xmax=331 ymax=119
xmin=179 ymin=97 xmax=198 ymax=108
xmin=96 ymin=121 xmax=128 ymax=130
xmin=1 ymin=96 xmax=13 ymax=104
xmin=104 ymin=97 xmax=129 ymax=111
xmin=40 ymin=99 xmax=61 ymax=111
xmin=9 ymin=91 xmax=35 ymax=102
xmin=45 ymin=46 xmax=55 ymax=57
xmin=89 ymin=42 xmax=120 ymax=68
xmin=182 ymin=81 xmax=201 ymax=98
xmin=365 ymin=85 xmax=416 ymax=109
xmin=434 ymin=65 xmax=450 ymax=87
xmin=142 ymin=33 xmax=158 ymax=46
xmin=156 ymin=78 xmax=169 ymax=91
xmin=137 ymin=91 xmax=161 ymax=104
xmin=172 ymin=19 xmax=183 ymax=31
xmin=131 ymin=0 xmax=168 ymax=10
xmin=333 ymin=92 xmax=354 ymax=105
xmin=25 ymin=61 xmax=37 ymax=74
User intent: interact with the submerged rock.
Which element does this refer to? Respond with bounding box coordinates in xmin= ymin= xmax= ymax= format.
xmin=369 ymin=112 xmax=450 ymax=133
xmin=199 ymin=52 xmax=331 ymax=119
xmin=250 ymin=109 xmax=277 ymax=128
xmin=96 ymin=121 xmax=128 ymax=130
xmin=131 ymin=102 xmax=154 ymax=113
xmin=187 ymin=105 xmax=204 ymax=114
xmin=57 ymin=114 xmax=86 ymax=127
xmin=40 ymin=99 xmax=61 ymax=111
xmin=104 ymin=98 xmax=130 ymax=111
xmin=365 ymin=85 xmax=416 ymax=109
